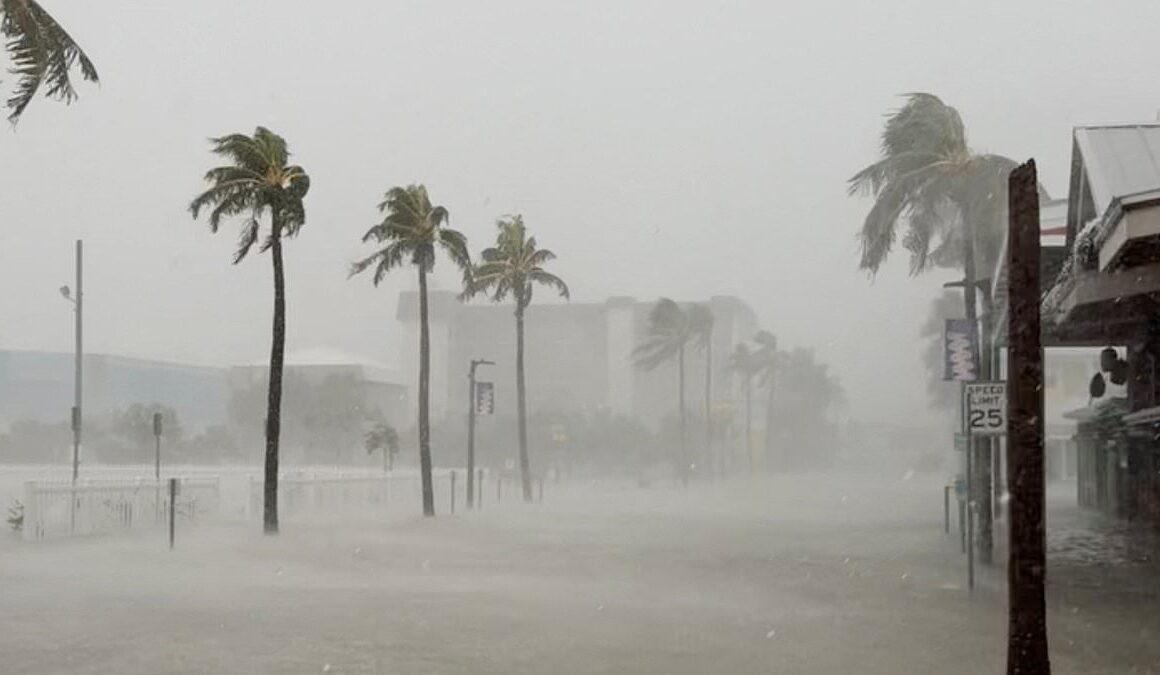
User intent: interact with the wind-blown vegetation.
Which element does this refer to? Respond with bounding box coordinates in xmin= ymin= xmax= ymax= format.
xmin=190 ymin=126 xmax=310 ymax=535
xmin=350 ymin=184 xmax=471 ymax=517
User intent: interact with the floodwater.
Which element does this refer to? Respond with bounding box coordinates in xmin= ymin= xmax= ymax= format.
xmin=0 ymin=471 xmax=1157 ymax=674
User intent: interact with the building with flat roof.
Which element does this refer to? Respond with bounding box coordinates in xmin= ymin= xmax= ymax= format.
xmin=0 ymin=349 xmax=228 ymax=433
xmin=395 ymin=292 xmax=760 ymax=426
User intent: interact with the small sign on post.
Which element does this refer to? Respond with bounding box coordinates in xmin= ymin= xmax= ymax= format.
xmin=965 ymin=382 xmax=1007 ymax=436
xmin=475 ymin=382 xmax=495 ymax=415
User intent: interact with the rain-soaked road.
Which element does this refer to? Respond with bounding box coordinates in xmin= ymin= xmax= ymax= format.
xmin=1 ymin=472 xmax=1157 ymax=674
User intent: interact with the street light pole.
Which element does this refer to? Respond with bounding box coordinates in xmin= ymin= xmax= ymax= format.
xmin=466 ymin=358 xmax=494 ymax=509
xmin=72 ymin=240 xmax=83 ymax=484
xmin=944 ymin=276 xmax=995 ymax=565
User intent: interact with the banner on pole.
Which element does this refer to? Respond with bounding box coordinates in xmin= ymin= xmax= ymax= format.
xmin=475 ymin=381 xmax=495 ymax=415
xmin=944 ymin=319 xmax=979 ymax=381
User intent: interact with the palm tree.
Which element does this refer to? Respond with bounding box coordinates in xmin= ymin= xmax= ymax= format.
xmin=687 ymin=305 xmax=715 ymax=478
xmin=351 ymin=184 xmax=471 ymax=517
xmin=850 ymin=93 xmax=1013 ymax=564
xmin=728 ymin=342 xmax=761 ymax=476
xmin=634 ymin=299 xmax=699 ymax=486
xmin=464 ymin=214 xmax=568 ymax=502
xmin=365 ymin=422 xmax=400 ymax=472
xmin=753 ymin=331 xmax=779 ymax=471
xmin=2 ymin=0 xmax=98 ymax=122
xmin=190 ymin=127 xmax=310 ymax=535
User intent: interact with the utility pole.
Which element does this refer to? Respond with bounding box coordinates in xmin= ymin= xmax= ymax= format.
xmin=60 ymin=240 xmax=84 ymax=485
xmin=466 ymin=358 xmax=494 ymax=509
xmin=1006 ymin=159 xmax=1049 ymax=673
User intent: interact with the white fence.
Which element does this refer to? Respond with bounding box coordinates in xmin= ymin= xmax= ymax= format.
xmin=248 ymin=469 xmax=492 ymax=519
xmin=21 ymin=477 xmax=221 ymax=542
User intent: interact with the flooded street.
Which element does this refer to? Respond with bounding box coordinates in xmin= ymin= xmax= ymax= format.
xmin=1 ymin=473 xmax=1155 ymax=674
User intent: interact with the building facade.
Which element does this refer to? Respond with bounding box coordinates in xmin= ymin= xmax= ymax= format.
xmin=395 ymin=291 xmax=760 ymax=427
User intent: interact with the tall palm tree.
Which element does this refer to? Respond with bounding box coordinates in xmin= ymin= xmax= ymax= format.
xmin=351 ymin=184 xmax=470 ymax=517
xmin=464 ymin=214 xmax=568 ymax=502
xmin=2 ymin=0 xmax=98 ymax=122
xmin=753 ymin=331 xmax=779 ymax=471
xmin=190 ymin=127 xmax=309 ymax=535
xmin=634 ymin=298 xmax=698 ymax=486
xmin=729 ymin=342 xmax=761 ymax=476
xmin=849 ymin=92 xmax=1013 ymax=564
xmin=687 ymin=305 xmax=715 ymax=478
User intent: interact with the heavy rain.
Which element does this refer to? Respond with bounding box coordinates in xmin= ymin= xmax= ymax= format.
xmin=3 ymin=2 xmax=1160 ymax=673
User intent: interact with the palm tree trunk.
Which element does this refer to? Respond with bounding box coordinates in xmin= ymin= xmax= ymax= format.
xmin=764 ymin=375 xmax=776 ymax=472
xmin=962 ymin=207 xmax=993 ymax=565
xmin=744 ymin=377 xmax=753 ymax=476
xmin=678 ymin=343 xmax=688 ymax=487
xmin=704 ymin=336 xmax=713 ymax=481
xmin=516 ymin=305 xmax=533 ymax=501
xmin=417 ymin=266 xmax=435 ymax=517
xmin=263 ymin=227 xmax=285 ymax=535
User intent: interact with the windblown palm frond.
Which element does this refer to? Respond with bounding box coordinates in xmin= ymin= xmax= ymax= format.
xmin=849 ymin=93 xmax=1015 ymax=277
xmin=633 ymin=298 xmax=695 ymax=371
xmin=686 ymin=305 xmax=714 ymax=351
xmin=189 ymin=127 xmax=310 ymax=263
xmin=463 ymin=214 xmax=568 ymax=309
xmin=2 ymin=0 xmax=99 ymax=122
xmin=351 ymin=184 xmax=470 ymax=285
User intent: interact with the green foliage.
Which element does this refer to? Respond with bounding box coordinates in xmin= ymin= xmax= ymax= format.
xmin=463 ymin=214 xmax=569 ymax=310
xmin=364 ymin=422 xmax=400 ymax=470
xmin=633 ymin=298 xmax=708 ymax=371
xmin=849 ymin=93 xmax=1017 ymax=277
xmin=230 ymin=373 xmax=383 ymax=463
xmin=0 ymin=418 xmax=71 ymax=463
xmin=350 ymin=184 xmax=471 ymax=285
xmin=728 ymin=342 xmax=762 ymax=381
xmin=189 ymin=127 xmax=311 ymax=263
xmin=108 ymin=403 xmax=182 ymax=451
xmin=1 ymin=0 xmax=98 ymax=122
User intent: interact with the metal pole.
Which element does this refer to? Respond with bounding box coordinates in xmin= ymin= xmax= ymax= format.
xmin=168 ymin=477 xmax=177 ymax=550
xmin=966 ymin=406 xmax=975 ymax=595
xmin=450 ymin=470 xmax=457 ymax=514
xmin=467 ymin=364 xmax=477 ymax=509
xmin=73 ymin=239 xmax=83 ymax=485
xmin=477 ymin=468 xmax=483 ymax=510
xmin=944 ymin=484 xmax=951 ymax=534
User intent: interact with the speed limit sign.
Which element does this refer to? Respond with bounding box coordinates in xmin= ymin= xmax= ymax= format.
xmin=965 ymin=382 xmax=1006 ymax=436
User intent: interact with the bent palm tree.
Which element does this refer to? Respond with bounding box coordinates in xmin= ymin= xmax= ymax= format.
xmin=729 ymin=342 xmax=761 ymax=476
xmin=351 ymin=184 xmax=471 ymax=517
xmin=634 ymin=299 xmax=698 ymax=486
xmin=850 ymin=92 xmax=1014 ymax=564
xmin=2 ymin=0 xmax=98 ymax=122
xmin=464 ymin=214 xmax=568 ymax=502
xmin=190 ymin=127 xmax=310 ymax=535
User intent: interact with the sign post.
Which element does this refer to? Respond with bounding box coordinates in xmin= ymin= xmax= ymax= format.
xmin=963 ymin=381 xmax=1008 ymax=594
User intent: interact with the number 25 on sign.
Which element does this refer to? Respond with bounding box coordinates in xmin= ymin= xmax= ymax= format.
xmin=964 ymin=382 xmax=1006 ymax=435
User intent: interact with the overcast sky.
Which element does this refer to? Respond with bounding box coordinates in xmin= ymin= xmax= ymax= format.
xmin=3 ymin=0 xmax=1158 ymax=426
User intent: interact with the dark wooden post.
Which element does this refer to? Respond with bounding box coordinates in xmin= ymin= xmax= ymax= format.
xmin=1006 ymin=159 xmax=1050 ymax=674
xmin=168 ymin=478 xmax=178 ymax=550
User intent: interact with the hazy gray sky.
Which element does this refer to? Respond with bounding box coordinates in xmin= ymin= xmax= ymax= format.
xmin=3 ymin=0 xmax=1159 ymax=426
